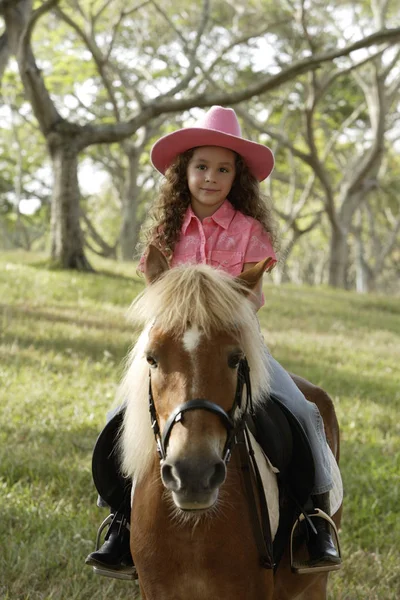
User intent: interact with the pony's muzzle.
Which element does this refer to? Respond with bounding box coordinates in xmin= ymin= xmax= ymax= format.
xmin=161 ymin=457 xmax=226 ymax=509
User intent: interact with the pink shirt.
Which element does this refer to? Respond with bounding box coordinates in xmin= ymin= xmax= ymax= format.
xmin=139 ymin=200 xmax=277 ymax=282
xmin=170 ymin=200 xmax=277 ymax=276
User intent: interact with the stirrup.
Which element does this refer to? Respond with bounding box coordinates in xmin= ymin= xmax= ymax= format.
xmin=290 ymin=508 xmax=342 ymax=575
xmin=95 ymin=513 xmax=114 ymax=550
xmin=90 ymin=514 xmax=137 ymax=582
xmin=92 ymin=564 xmax=137 ymax=581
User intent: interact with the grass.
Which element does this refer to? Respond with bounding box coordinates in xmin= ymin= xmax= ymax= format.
xmin=1 ymin=250 xmax=399 ymax=599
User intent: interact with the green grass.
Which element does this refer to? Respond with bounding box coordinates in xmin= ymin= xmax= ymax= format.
xmin=1 ymin=250 xmax=399 ymax=599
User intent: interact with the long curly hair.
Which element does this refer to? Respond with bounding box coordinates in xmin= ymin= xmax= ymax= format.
xmin=140 ymin=148 xmax=279 ymax=261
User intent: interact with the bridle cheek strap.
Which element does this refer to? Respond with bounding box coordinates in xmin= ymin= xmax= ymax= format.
xmin=148 ymin=358 xmax=250 ymax=462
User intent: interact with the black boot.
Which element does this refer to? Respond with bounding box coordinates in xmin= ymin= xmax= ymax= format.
xmin=306 ymin=493 xmax=341 ymax=571
xmin=85 ymin=511 xmax=137 ymax=580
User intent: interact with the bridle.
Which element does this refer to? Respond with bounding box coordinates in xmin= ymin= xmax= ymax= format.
xmin=148 ymin=357 xmax=253 ymax=463
xmin=147 ymin=354 xmax=274 ymax=569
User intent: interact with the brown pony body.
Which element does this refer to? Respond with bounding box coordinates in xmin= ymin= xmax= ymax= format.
xmin=119 ymin=247 xmax=342 ymax=600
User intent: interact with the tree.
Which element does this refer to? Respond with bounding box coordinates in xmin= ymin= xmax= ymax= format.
xmin=2 ymin=0 xmax=400 ymax=269
xmin=0 ymin=64 xmax=50 ymax=250
xmin=229 ymin=0 xmax=400 ymax=289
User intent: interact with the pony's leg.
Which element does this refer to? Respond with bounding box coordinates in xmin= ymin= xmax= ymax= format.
xmin=274 ymin=562 xmax=328 ymax=600
xmin=137 ymin=581 xmax=146 ymax=600
xmin=293 ymin=573 xmax=328 ymax=600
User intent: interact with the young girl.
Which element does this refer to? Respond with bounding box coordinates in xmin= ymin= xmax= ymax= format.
xmin=86 ymin=106 xmax=341 ymax=578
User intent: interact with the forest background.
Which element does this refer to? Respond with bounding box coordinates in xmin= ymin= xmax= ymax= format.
xmin=1 ymin=2 xmax=400 ymax=600
xmin=0 ymin=0 xmax=399 ymax=293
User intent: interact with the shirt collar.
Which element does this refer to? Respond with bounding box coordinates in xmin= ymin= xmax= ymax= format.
xmin=182 ymin=199 xmax=236 ymax=234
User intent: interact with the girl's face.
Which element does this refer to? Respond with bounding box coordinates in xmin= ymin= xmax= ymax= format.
xmin=186 ymin=146 xmax=236 ymax=219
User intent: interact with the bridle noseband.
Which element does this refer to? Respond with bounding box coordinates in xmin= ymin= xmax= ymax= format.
xmin=148 ymin=357 xmax=253 ymax=462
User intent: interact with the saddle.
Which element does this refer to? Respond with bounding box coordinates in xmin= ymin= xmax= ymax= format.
xmin=91 ymin=410 xmax=130 ymax=514
xmin=248 ymin=395 xmax=316 ymax=568
xmin=249 ymin=395 xmax=315 ymax=505
xmin=92 ymin=395 xmax=315 ymax=516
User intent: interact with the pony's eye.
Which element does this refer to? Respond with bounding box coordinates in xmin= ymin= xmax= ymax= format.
xmin=146 ymin=355 xmax=158 ymax=368
xmin=228 ymin=353 xmax=243 ymax=369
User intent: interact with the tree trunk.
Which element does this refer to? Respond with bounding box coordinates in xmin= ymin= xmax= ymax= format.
xmin=355 ymin=236 xmax=369 ymax=293
xmin=120 ymin=149 xmax=141 ymax=261
xmin=274 ymin=230 xmax=301 ymax=284
xmin=328 ymin=224 xmax=349 ymax=288
xmin=50 ymin=141 xmax=92 ymax=270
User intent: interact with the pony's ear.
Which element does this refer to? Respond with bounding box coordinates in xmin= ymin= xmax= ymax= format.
xmin=237 ymin=257 xmax=274 ymax=291
xmin=144 ymin=245 xmax=170 ymax=284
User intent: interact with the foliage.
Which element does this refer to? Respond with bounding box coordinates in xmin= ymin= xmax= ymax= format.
xmin=0 ymin=0 xmax=399 ymax=283
xmin=0 ymin=66 xmax=51 ymax=249
xmin=1 ymin=252 xmax=399 ymax=599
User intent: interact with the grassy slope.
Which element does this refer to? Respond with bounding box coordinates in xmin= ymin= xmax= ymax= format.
xmin=1 ymin=251 xmax=399 ymax=600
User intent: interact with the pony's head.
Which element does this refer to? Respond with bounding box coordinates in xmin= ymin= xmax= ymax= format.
xmin=120 ymin=246 xmax=270 ymax=512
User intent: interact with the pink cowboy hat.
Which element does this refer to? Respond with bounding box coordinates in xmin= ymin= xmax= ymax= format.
xmin=150 ymin=106 xmax=274 ymax=182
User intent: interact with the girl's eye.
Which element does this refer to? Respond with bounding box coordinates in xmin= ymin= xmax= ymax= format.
xmin=196 ymin=164 xmax=206 ymax=170
xmin=146 ymin=355 xmax=158 ymax=368
xmin=220 ymin=167 xmax=228 ymax=173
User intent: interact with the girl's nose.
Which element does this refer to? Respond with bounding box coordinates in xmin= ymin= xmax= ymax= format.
xmin=205 ymin=171 xmax=216 ymax=182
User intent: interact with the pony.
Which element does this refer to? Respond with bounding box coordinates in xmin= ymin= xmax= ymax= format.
xmin=119 ymin=245 xmax=342 ymax=600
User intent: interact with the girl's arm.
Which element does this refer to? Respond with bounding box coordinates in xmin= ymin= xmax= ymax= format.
xmin=242 ymin=262 xmax=264 ymax=312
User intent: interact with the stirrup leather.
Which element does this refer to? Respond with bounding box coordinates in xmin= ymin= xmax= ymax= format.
xmin=290 ymin=508 xmax=342 ymax=575
xmin=91 ymin=514 xmax=137 ymax=582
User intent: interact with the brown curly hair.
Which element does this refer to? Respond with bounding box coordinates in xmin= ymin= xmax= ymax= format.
xmin=140 ymin=149 xmax=279 ymax=261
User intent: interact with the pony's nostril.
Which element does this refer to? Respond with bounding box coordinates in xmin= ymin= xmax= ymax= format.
xmin=208 ymin=461 xmax=226 ymax=489
xmin=161 ymin=462 xmax=180 ymax=491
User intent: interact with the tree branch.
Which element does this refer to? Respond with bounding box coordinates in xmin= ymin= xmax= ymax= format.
xmin=76 ymin=25 xmax=400 ymax=149
xmin=345 ymin=65 xmax=386 ymax=198
xmin=16 ymin=0 xmax=63 ymax=134
xmin=0 ymin=31 xmax=10 ymax=80
xmin=56 ymin=5 xmax=120 ymax=121
xmin=163 ymin=0 xmax=210 ymax=98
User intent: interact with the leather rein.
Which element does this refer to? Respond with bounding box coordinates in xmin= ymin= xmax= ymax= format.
xmin=148 ymin=357 xmax=275 ymax=569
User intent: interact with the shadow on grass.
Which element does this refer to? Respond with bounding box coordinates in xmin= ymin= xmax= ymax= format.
xmin=2 ymin=406 xmax=398 ymax=600
xmin=260 ymin=288 xmax=400 ymax=337
xmin=1 ymin=417 xmax=141 ymax=599
xmin=274 ymin=354 xmax=400 ymax=409
xmin=0 ymin=333 xmax=132 ymax=371
xmin=1 ymin=422 xmax=101 ymax=486
xmin=0 ymin=303 xmax=135 ymax=334
xmin=0 ymin=500 xmax=140 ymax=600
xmin=338 ymin=437 xmax=400 ymax=550
xmin=347 ymin=295 xmax=400 ymax=317
xmin=95 ymin=269 xmax=141 ymax=282
xmin=1 ymin=326 xmax=135 ymax=368
xmin=26 ymin=258 xmax=140 ymax=283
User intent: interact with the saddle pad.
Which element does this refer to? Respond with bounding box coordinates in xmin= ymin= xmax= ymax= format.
xmin=247 ymin=429 xmax=280 ymax=539
xmin=249 ymin=429 xmax=343 ymax=541
xmin=328 ymin=445 xmax=343 ymax=516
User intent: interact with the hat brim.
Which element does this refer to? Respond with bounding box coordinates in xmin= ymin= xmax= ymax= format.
xmin=151 ymin=128 xmax=274 ymax=182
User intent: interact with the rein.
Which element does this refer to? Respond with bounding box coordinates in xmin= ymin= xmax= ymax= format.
xmin=148 ymin=357 xmax=275 ymax=570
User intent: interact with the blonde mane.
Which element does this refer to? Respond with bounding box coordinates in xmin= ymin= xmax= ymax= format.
xmin=119 ymin=264 xmax=270 ymax=482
